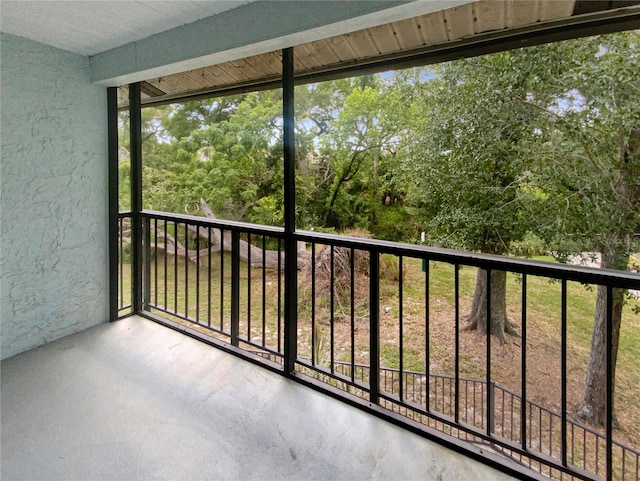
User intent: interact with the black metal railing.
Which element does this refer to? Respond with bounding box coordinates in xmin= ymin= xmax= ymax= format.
xmin=138 ymin=211 xmax=286 ymax=361
xmin=118 ymin=210 xmax=640 ymax=481
xmin=329 ymin=363 xmax=640 ymax=481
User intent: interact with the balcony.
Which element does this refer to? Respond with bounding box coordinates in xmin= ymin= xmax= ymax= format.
xmin=3 ymin=4 xmax=640 ymax=481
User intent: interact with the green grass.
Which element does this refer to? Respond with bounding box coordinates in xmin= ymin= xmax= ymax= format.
xmin=121 ymin=252 xmax=639 ymax=373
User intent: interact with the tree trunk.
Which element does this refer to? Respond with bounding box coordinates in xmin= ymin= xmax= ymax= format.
xmin=576 ymin=248 xmax=627 ymax=426
xmin=576 ymin=125 xmax=638 ymax=426
xmin=463 ymin=268 xmax=516 ymax=343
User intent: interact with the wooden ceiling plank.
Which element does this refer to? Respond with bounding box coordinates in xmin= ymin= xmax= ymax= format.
xmin=185 ymin=68 xmax=216 ymax=91
xmin=365 ymin=26 xmax=385 ymax=55
xmin=392 ymin=18 xmax=421 ymax=50
xmin=232 ymin=56 xmax=265 ymax=80
xmin=445 ymin=3 xmax=475 ymax=41
xmin=325 ymin=38 xmax=345 ymax=63
xmin=153 ymin=76 xmax=180 ymax=95
xmin=255 ymin=51 xmax=281 ymax=76
xmin=506 ymin=1 xmax=539 ymax=28
xmin=297 ymin=41 xmax=327 ymax=69
xmin=222 ymin=63 xmax=244 ymax=83
xmin=309 ymin=38 xmax=342 ymax=65
xmin=294 ymin=44 xmax=314 ymax=70
xmin=140 ymin=80 xmax=166 ymax=97
xmin=421 ymin=10 xmax=450 ymax=44
xmin=342 ymin=33 xmax=364 ymax=60
xmin=410 ymin=16 xmax=429 ymax=46
xmin=385 ymin=23 xmax=404 ymax=51
xmin=342 ymin=28 xmax=379 ymax=58
xmin=206 ymin=65 xmax=235 ymax=86
xmin=200 ymin=66 xmax=226 ymax=89
xmin=129 ymin=0 xmax=637 ymax=108
xmin=175 ymin=70 xmax=201 ymax=89
xmin=342 ymin=34 xmax=362 ymax=60
xmin=540 ymin=0 xmax=576 ymax=21
xmin=474 ymin=0 xmax=506 ymax=33
xmin=365 ymin=23 xmax=397 ymax=54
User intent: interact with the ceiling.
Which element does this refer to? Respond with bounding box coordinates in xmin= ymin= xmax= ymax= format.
xmin=0 ymin=1 xmax=254 ymax=56
xmin=120 ymin=0 xmax=640 ymax=107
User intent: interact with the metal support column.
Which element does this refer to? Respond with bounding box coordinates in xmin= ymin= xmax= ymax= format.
xmin=282 ymin=47 xmax=298 ymax=374
xmin=369 ymin=252 xmax=380 ymax=404
xmin=605 ymin=286 xmax=614 ymax=481
xmin=130 ymin=83 xmax=143 ymax=314
xmin=231 ymin=231 xmax=241 ymax=347
xmin=107 ymin=87 xmax=119 ymax=322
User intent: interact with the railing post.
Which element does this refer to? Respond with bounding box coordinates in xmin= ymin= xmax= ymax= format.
xmin=369 ymin=251 xmax=380 ymax=404
xmin=282 ymin=46 xmax=298 ymax=373
xmin=231 ymin=230 xmax=240 ymax=347
xmin=520 ymin=274 xmax=528 ymax=450
xmin=486 ymin=268 xmax=493 ymax=436
xmin=107 ymin=87 xmax=119 ymax=322
xmin=489 ymin=380 xmax=496 ymax=435
xmin=605 ymin=285 xmax=613 ymax=481
xmin=129 ymin=83 xmax=143 ymax=314
xmin=561 ymin=279 xmax=568 ymax=467
xmin=143 ymin=216 xmax=151 ymax=311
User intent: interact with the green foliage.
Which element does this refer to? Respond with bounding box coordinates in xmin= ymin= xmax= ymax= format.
xmin=524 ymin=32 xmax=640 ymax=265
xmin=300 ymin=77 xmax=410 ymax=236
xmin=510 ymin=232 xmax=547 ymax=258
xmin=118 ymin=162 xmax=131 ymax=211
xmin=400 ymin=53 xmax=545 ymax=255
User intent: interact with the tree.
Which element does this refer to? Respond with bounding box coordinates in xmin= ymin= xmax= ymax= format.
xmin=402 ymin=55 xmax=547 ymax=341
xmin=300 ymin=76 xmax=410 ymax=237
xmin=136 ymin=90 xmax=286 ymax=222
xmin=523 ymin=32 xmax=640 ymax=425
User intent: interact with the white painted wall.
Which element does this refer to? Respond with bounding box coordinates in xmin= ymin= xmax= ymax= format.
xmin=0 ymin=33 xmax=108 ymax=359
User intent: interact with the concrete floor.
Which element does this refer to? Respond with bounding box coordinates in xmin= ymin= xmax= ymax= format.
xmin=1 ymin=316 xmax=516 ymax=481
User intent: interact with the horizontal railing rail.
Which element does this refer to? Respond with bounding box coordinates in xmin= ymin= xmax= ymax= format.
xmin=142 ymin=209 xmax=286 ymax=237
xmin=294 ymin=229 xmax=640 ymax=289
xmin=124 ymin=210 xmax=640 ymax=481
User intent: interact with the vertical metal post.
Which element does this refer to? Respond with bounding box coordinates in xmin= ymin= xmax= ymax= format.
xmin=282 ymin=47 xmax=298 ymax=373
xmin=561 ymin=279 xmax=568 ymax=467
xmin=231 ymin=230 xmax=240 ymax=347
xmin=398 ymin=256 xmax=404 ymax=402
xmin=521 ymin=274 xmax=528 ymax=449
xmin=350 ymin=248 xmax=355 ymax=382
xmin=143 ymin=217 xmax=151 ymax=311
xmin=489 ymin=380 xmax=496 ymax=434
xmin=606 ymin=286 xmax=614 ymax=481
xmin=369 ymin=252 xmax=380 ymax=404
xmin=129 ymin=83 xmax=143 ymax=314
xmin=454 ymin=263 xmax=460 ymax=423
xmin=107 ymin=87 xmax=119 ymax=322
xmin=425 ymin=260 xmax=430 ymax=412
xmin=486 ymin=268 xmax=493 ymax=436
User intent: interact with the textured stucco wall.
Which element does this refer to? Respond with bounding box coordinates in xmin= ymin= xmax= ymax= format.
xmin=1 ymin=33 xmax=108 ymax=359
